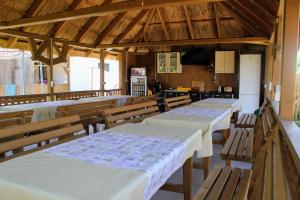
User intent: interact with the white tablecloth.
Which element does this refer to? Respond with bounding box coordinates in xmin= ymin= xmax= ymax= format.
xmin=78 ymin=95 xmax=131 ymax=107
xmin=190 ymin=98 xmax=241 ymax=114
xmin=143 ymin=106 xmax=231 ymax=157
xmin=0 ymin=100 xmax=78 ymax=122
xmin=0 ymin=123 xmax=202 ymax=200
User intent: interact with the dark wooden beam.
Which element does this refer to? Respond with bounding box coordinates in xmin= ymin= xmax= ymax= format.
xmin=49 ymin=0 xmax=85 ymax=37
xmin=212 ymin=2 xmax=221 ymax=38
xmin=0 ymin=0 xmax=224 ymax=29
xmin=136 ymin=9 xmax=156 ymax=42
xmin=230 ymin=0 xmax=273 ymax=34
xmin=183 ymin=5 xmax=195 ymax=39
xmin=250 ymin=0 xmax=278 ymax=17
xmin=113 ymin=10 xmax=148 ymax=44
xmin=220 ymin=2 xmax=265 ymax=36
xmin=23 ymin=0 xmax=47 ymax=18
xmin=93 ymin=12 xmax=126 ymax=46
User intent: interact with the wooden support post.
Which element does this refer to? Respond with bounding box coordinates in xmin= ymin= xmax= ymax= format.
xmin=280 ymin=0 xmax=300 ymax=120
xmin=119 ymin=53 xmax=126 ymax=95
xmin=100 ymin=49 xmax=105 ymax=93
xmin=48 ymin=38 xmax=54 ymax=100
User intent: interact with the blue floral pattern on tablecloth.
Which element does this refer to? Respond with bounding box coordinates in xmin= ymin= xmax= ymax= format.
xmin=43 ymin=131 xmax=185 ymax=200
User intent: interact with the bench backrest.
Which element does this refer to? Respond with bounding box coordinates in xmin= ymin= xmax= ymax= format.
xmin=56 ymin=100 xmax=117 ymax=128
xmin=0 ymin=115 xmax=85 ymax=162
xmin=0 ymin=94 xmax=48 ymax=106
xmin=125 ymin=95 xmax=157 ymax=105
xmin=55 ymin=91 xmax=98 ymax=100
xmin=250 ymin=126 xmax=289 ymax=200
xmin=0 ymin=110 xmax=33 ymax=129
xmin=164 ymin=95 xmax=191 ymax=111
xmin=103 ymin=101 xmax=159 ymax=128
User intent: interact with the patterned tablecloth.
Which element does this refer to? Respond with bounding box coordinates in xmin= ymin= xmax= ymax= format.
xmin=0 ymin=100 xmax=79 ymax=122
xmin=0 ymin=123 xmax=202 ymax=200
xmin=190 ymin=98 xmax=241 ymax=114
xmin=143 ymin=106 xmax=231 ymax=157
xmin=78 ymin=95 xmax=131 ymax=107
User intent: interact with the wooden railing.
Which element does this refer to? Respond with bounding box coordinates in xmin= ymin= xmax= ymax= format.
xmin=0 ymin=89 xmax=122 ymax=106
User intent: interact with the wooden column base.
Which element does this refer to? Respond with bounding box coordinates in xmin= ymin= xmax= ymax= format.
xmin=161 ymin=157 xmax=193 ymax=200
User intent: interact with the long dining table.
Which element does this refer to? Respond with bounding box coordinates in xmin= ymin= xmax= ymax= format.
xmin=142 ymin=105 xmax=232 ymax=158
xmin=78 ymin=95 xmax=131 ymax=107
xmin=190 ymin=98 xmax=241 ymax=114
xmin=0 ymin=123 xmax=202 ymax=200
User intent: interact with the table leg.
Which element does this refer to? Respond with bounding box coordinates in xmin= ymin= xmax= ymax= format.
xmin=183 ymin=157 xmax=193 ymax=200
xmin=203 ymin=157 xmax=211 ymax=180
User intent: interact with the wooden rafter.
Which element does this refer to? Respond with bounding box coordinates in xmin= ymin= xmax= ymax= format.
xmin=23 ymin=0 xmax=47 ymax=18
xmin=0 ymin=0 xmax=224 ymax=29
xmin=97 ymin=37 xmax=269 ymax=48
xmin=136 ymin=9 xmax=156 ymax=42
xmin=183 ymin=5 xmax=195 ymax=39
xmin=156 ymin=8 xmax=171 ymax=40
xmin=212 ymin=3 xmax=221 ymax=38
xmin=219 ymin=2 xmax=264 ymax=36
xmin=73 ymin=0 xmax=113 ymax=42
xmin=250 ymin=0 xmax=278 ymax=17
xmin=113 ymin=10 xmax=148 ymax=44
xmin=49 ymin=0 xmax=85 ymax=37
xmin=228 ymin=0 xmax=273 ymax=34
xmin=93 ymin=12 xmax=126 ymax=46
xmin=7 ymin=37 xmax=18 ymax=48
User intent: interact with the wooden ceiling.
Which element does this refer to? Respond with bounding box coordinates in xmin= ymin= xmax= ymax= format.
xmin=0 ymin=0 xmax=279 ymax=55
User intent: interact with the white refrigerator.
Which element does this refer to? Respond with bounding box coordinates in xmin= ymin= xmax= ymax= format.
xmin=239 ymin=54 xmax=261 ymax=114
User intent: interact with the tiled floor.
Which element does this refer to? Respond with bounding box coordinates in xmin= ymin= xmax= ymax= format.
xmin=151 ymin=138 xmax=252 ymax=200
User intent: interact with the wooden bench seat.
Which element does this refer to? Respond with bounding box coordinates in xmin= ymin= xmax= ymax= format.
xmin=194 ymin=166 xmax=252 ymax=200
xmin=222 ymin=105 xmax=276 ymax=166
xmin=164 ymin=95 xmax=191 ymax=111
xmin=221 ymin=128 xmax=254 ymax=165
xmin=0 ymin=115 xmax=85 ymax=162
xmin=236 ymin=113 xmax=257 ymax=128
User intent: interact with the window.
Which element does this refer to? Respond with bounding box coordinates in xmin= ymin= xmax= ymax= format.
xmin=104 ymin=59 xmax=119 ymax=90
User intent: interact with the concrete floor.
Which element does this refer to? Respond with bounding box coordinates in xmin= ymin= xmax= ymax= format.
xmin=151 ymin=134 xmax=252 ymax=200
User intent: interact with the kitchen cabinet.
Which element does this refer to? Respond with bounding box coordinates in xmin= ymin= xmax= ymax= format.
xmin=157 ymin=52 xmax=182 ymax=73
xmin=215 ymin=51 xmax=235 ymax=74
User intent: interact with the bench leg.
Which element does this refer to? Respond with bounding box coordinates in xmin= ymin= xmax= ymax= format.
xmin=183 ymin=157 xmax=193 ymax=200
xmin=203 ymin=157 xmax=211 ymax=180
xmin=226 ymin=159 xmax=232 ymax=167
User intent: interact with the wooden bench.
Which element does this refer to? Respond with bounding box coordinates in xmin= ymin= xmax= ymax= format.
xmin=0 ymin=115 xmax=85 ymax=162
xmin=103 ymin=101 xmax=159 ymax=128
xmin=164 ymin=95 xmax=191 ymax=111
xmin=236 ymin=113 xmax=257 ymax=128
xmin=0 ymin=94 xmax=48 ymax=106
xmin=0 ymin=110 xmax=33 ymax=129
xmin=221 ymin=106 xmax=276 ymax=166
xmin=125 ymin=95 xmax=157 ymax=105
xmin=194 ymin=124 xmax=287 ymax=200
xmin=55 ymin=90 xmax=98 ymax=100
xmin=56 ymin=100 xmax=116 ymax=133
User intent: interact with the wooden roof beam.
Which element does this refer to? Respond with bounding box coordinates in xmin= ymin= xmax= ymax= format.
xmin=229 ymin=0 xmax=273 ymax=34
xmin=219 ymin=2 xmax=265 ymax=36
xmin=212 ymin=2 xmax=221 ymax=38
xmin=136 ymin=9 xmax=156 ymax=42
xmin=156 ymin=8 xmax=171 ymax=40
xmin=49 ymin=0 xmax=85 ymax=37
xmin=23 ymin=0 xmax=47 ymax=18
xmin=93 ymin=12 xmax=126 ymax=46
xmin=183 ymin=5 xmax=195 ymax=39
xmin=97 ymin=37 xmax=269 ymax=48
xmin=74 ymin=0 xmax=113 ymax=42
xmin=7 ymin=37 xmax=18 ymax=48
xmin=113 ymin=10 xmax=148 ymax=44
xmin=250 ymin=0 xmax=278 ymax=17
xmin=0 ymin=0 xmax=224 ymax=29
